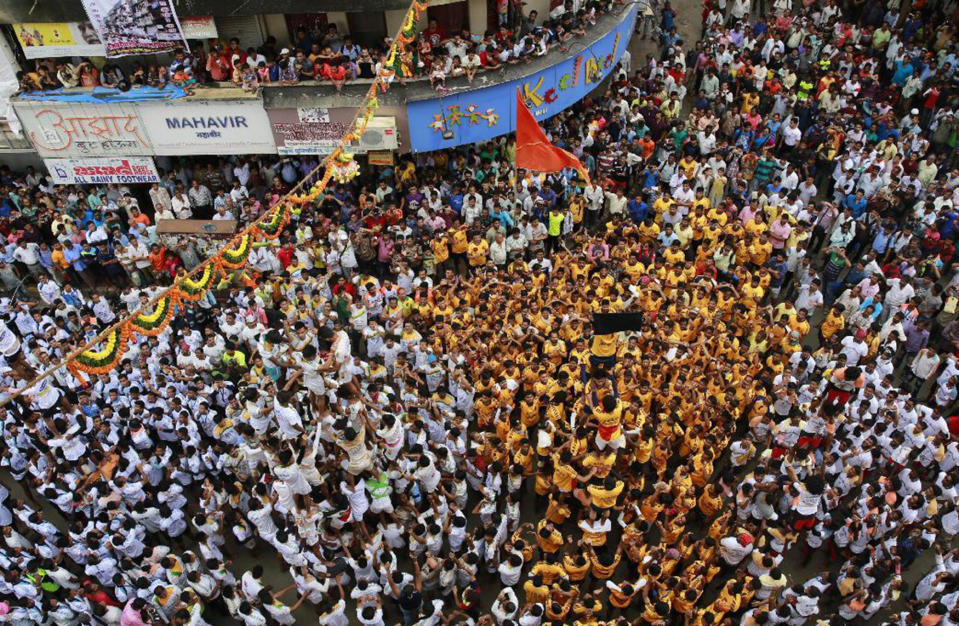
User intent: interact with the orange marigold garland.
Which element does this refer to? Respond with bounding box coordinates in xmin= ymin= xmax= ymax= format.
xmin=176 ymin=263 xmax=221 ymax=301
xmin=219 ymin=234 xmax=254 ymax=270
xmin=127 ymin=293 xmax=177 ymax=336
xmin=71 ymin=327 xmax=130 ymax=375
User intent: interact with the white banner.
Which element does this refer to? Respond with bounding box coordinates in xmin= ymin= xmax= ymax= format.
xmin=140 ymin=100 xmax=276 ymax=156
xmin=14 ymin=101 xmax=151 ymax=157
xmin=45 ymin=157 xmax=160 ymax=184
xmin=179 ymin=16 xmax=218 ymax=39
xmin=81 ymin=0 xmax=187 ymax=57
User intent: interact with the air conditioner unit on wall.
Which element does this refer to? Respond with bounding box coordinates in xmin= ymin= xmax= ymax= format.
xmin=349 ymin=117 xmax=398 ymax=153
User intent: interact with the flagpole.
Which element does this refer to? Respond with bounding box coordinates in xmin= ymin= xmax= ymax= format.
xmin=512 ymin=92 xmax=519 ymax=213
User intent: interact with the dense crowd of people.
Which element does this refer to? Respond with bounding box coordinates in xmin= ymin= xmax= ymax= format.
xmin=2 ymin=0 xmax=959 ymax=623
xmin=16 ymin=0 xmax=616 ymax=95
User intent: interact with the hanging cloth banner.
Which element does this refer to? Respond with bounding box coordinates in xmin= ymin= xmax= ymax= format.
xmin=81 ymin=0 xmax=188 ymax=57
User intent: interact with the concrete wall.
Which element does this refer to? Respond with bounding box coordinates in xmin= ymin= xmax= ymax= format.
xmin=262 ymin=14 xmax=289 ymax=43
xmin=325 ymin=11 xmax=350 ymax=33
xmin=524 ymin=0 xmax=553 ymax=23
xmin=468 ymin=0 xmax=488 ymax=33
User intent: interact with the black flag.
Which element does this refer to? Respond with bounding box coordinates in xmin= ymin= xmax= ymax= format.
xmin=592 ymin=312 xmax=645 ymax=335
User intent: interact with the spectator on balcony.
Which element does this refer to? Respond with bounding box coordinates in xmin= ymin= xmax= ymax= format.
xmin=429 ymin=56 xmax=447 ymax=91
xmin=76 ymin=60 xmax=99 ymax=87
xmin=320 ymin=60 xmax=349 ymax=92
xmin=149 ymin=183 xmax=172 ymax=216
xmin=511 ymin=35 xmax=534 ymax=63
xmin=341 ymin=37 xmax=361 ymax=62
xmin=307 ymin=42 xmax=324 ymax=67
xmin=445 ymin=34 xmax=469 ymax=63
xmin=256 ymin=61 xmax=271 ymax=85
xmin=462 ymin=46 xmax=481 ymax=83
xmin=15 ymin=71 xmax=39 ymax=93
xmin=550 ymin=0 xmax=574 ymax=22
xmin=257 ymin=35 xmax=279 ymax=62
xmin=149 ymin=66 xmax=169 ymax=88
xmin=275 ymin=48 xmax=296 ymax=77
xmin=313 ymin=46 xmax=341 ymax=71
xmin=206 ymin=43 xmax=230 ymax=82
xmin=423 ymin=19 xmax=445 ymax=47
xmin=239 ymin=63 xmax=259 ymax=93
xmin=417 ymin=37 xmax=434 ymax=71
xmin=294 ymin=50 xmax=315 ymax=81
xmin=100 ymin=64 xmax=129 ymax=91
xmin=279 ymin=59 xmax=299 ymax=86
xmin=519 ymin=9 xmax=539 ymax=37
xmin=357 ymin=48 xmax=376 ymax=79
xmin=130 ymin=62 xmax=146 ymax=87
xmin=374 ymin=54 xmax=394 ymax=92
xmin=294 ymin=27 xmax=314 ymax=56
xmin=55 ymin=60 xmax=78 ymax=88
xmin=480 ymin=40 xmax=502 ymax=69
xmin=168 ymin=48 xmax=194 ymax=79
xmin=322 ymin=24 xmax=344 ymax=54
xmin=448 ymin=56 xmax=466 ymax=81
xmin=227 ymin=38 xmax=247 ymax=71
xmin=246 ymin=47 xmax=267 ymax=70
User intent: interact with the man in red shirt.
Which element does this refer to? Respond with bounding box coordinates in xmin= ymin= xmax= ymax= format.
xmin=321 ymin=62 xmax=348 ymax=91
xmin=277 ymin=242 xmax=295 ymax=269
xmin=422 ymin=19 xmax=445 ymax=47
xmin=228 ymin=37 xmax=247 ymax=70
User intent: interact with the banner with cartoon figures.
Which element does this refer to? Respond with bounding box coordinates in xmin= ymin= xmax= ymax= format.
xmin=406 ymin=4 xmax=636 ymax=152
xmin=14 ymin=22 xmax=107 ymax=59
xmin=80 ymin=0 xmax=187 ymax=57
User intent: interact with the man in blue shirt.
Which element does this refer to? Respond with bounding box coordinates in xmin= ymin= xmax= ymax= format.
xmin=539 ymin=186 xmax=557 ymax=209
xmin=628 ymin=194 xmax=650 ymax=223
xmin=448 ymin=185 xmax=464 ymax=214
xmin=843 ymin=191 xmax=868 ymax=219
xmin=641 ymin=165 xmax=659 ymax=190
xmin=63 ymin=241 xmax=83 ymax=273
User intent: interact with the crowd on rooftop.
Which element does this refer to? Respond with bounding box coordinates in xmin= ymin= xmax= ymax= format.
xmin=16 ymin=0 xmax=620 ymax=95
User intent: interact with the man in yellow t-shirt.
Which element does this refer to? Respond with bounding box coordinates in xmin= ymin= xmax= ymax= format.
xmin=466 ymin=234 xmax=489 ymax=267
xmin=587 ymin=476 xmax=624 ymax=509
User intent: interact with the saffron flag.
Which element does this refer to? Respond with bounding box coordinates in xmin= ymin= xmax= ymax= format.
xmin=515 ymin=89 xmax=591 ymax=185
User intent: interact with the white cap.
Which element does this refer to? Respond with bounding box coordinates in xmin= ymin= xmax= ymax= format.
xmin=280 ymin=48 xmax=290 ymax=55
xmin=910 ymin=108 xmax=919 ymax=115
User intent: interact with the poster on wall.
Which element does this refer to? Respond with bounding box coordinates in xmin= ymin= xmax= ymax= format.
xmin=406 ymin=5 xmax=636 ymax=152
xmin=80 ymin=0 xmax=187 ymax=57
xmin=14 ymin=101 xmax=151 ymax=157
xmin=270 ymin=107 xmax=350 ymax=155
xmin=14 ymin=22 xmax=107 ymax=59
xmin=140 ymin=100 xmax=276 ymax=155
xmin=45 ymin=157 xmax=160 ymax=184
xmin=179 ymin=16 xmax=218 ymax=40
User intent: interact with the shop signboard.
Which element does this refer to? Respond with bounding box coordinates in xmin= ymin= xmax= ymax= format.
xmin=15 ymin=101 xmax=150 ymax=157
xmin=45 ymin=156 xmax=160 ymax=184
xmin=139 ymin=100 xmax=277 ymax=155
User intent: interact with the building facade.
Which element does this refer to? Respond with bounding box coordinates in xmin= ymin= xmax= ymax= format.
xmin=1 ymin=0 xmax=635 ymax=171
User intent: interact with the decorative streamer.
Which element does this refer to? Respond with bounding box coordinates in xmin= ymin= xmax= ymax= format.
xmin=3 ymin=0 xmax=430 ymax=396
xmin=70 ymin=327 xmax=129 ymax=375
xmin=127 ymin=294 xmax=178 ymax=337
